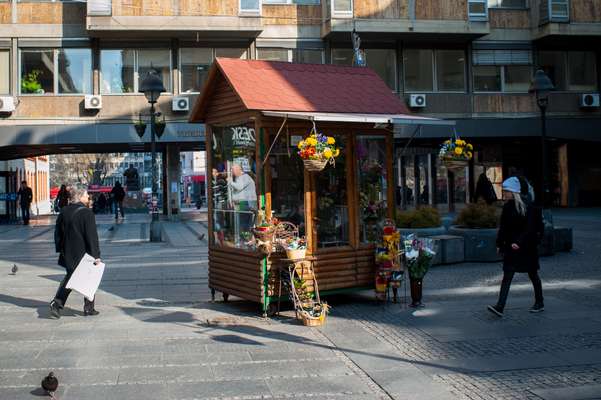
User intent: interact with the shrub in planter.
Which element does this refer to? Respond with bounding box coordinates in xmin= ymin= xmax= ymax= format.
xmin=450 ymin=201 xmax=501 ymax=262
xmin=455 ymin=201 xmax=498 ymax=229
xmin=396 ymin=207 xmax=441 ymax=229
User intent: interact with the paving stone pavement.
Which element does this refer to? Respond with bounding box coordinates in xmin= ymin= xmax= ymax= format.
xmin=0 ymin=209 xmax=600 ymax=400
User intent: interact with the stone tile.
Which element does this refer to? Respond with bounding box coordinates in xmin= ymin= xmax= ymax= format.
xmin=531 ymin=384 xmax=601 ymax=400
xmin=167 ymin=380 xmax=271 ymax=399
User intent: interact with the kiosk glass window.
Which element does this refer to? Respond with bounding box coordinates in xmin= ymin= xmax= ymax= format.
xmin=270 ymin=134 xmax=305 ymax=236
xmin=356 ymin=135 xmax=387 ymax=243
xmin=316 ymin=135 xmax=349 ymax=247
xmin=211 ymin=125 xmax=258 ymax=250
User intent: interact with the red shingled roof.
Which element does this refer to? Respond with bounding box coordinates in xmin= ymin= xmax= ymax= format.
xmin=191 ymin=58 xmax=410 ymax=121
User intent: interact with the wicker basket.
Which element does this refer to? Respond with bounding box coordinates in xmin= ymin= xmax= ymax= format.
xmin=253 ymin=227 xmax=275 ymax=242
xmin=286 ymin=248 xmax=306 ymax=260
xmin=443 ymin=159 xmax=468 ymax=170
xmin=301 ymin=311 xmax=327 ymax=326
xmin=303 ymin=159 xmax=328 ymax=172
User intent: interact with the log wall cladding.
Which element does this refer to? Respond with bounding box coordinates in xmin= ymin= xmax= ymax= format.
xmin=0 ymin=3 xmax=11 ymax=24
xmin=473 ymin=94 xmax=537 ymax=114
xmin=415 ymin=0 xmax=468 ymax=20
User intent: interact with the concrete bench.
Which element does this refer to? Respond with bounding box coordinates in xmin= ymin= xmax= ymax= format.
xmin=430 ymin=235 xmax=465 ymax=265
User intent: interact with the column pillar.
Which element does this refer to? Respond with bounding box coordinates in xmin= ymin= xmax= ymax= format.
xmin=165 ymin=144 xmax=181 ymax=221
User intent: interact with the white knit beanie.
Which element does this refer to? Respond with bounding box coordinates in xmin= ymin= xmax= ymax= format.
xmin=502 ymin=176 xmax=521 ymax=193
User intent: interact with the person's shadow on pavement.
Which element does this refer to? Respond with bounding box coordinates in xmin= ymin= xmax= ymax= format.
xmin=0 ymin=293 xmax=81 ymax=319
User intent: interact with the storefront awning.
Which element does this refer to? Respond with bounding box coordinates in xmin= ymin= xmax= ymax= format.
xmin=262 ymin=111 xmax=455 ymax=126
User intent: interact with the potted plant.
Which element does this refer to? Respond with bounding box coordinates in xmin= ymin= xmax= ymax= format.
xmin=297 ymin=131 xmax=340 ymax=172
xmin=285 ymin=237 xmax=307 ymax=260
xmin=154 ymin=116 xmax=166 ymax=138
xmin=439 ymin=137 xmax=473 ymax=170
xmin=449 ymin=201 xmax=501 ymax=262
xmin=134 ymin=114 xmax=147 ymax=138
xmin=21 ymin=70 xmax=44 ymax=94
xmin=396 ymin=207 xmax=446 ymax=238
xmin=404 ymin=235 xmax=436 ymax=307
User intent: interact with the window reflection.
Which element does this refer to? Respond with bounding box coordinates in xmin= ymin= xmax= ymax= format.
xmin=211 ymin=125 xmax=258 ymax=249
xmin=316 ymin=135 xmax=348 ymax=247
xmin=356 ymin=136 xmax=387 ymax=243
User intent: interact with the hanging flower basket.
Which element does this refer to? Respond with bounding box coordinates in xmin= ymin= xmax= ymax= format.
xmin=303 ymin=159 xmax=328 ymax=172
xmin=443 ymin=158 xmax=469 ymax=170
xmin=439 ymin=136 xmax=473 ymax=170
xmin=252 ymin=226 xmax=275 ymax=242
xmin=297 ymin=128 xmax=340 ymax=172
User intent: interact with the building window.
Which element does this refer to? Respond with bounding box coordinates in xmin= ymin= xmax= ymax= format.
xmin=263 ymin=0 xmax=319 ymax=4
xmin=436 ymin=50 xmax=466 ymax=91
xmin=57 ymin=49 xmax=92 ymax=94
xmin=549 ymin=0 xmax=569 ymax=19
xmin=256 ymin=48 xmax=290 ymax=62
xmin=332 ymin=0 xmax=352 ymax=15
xmin=0 ymin=50 xmax=9 ymax=95
xmin=333 ymin=48 xmax=396 ymax=90
xmin=472 ymin=49 xmax=532 ymax=92
xmin=20 ymin=50 xmax=55 ymax=95
xmin=240 ymin=0 xmax=260 ymax=15
xmin=100 ymin=50 xmax=135 ymax=94
xmin=567 ymin=51 xmax=597 ymax=91
xmin=488 ymin=0 xmax=526 ymax=7
xmin=538 ymin=50 xmax=597 ymax=91
xmin=538 ymin=51 xmax=567 ymax=90
xmin=468 ymin=0 xmax=488 ymax=20
xmin=100 ymin=49 xmax=171 ymax=94
xmin=137 ymin=49 xmax=171 ymax=93
xmin=404 ymin=49 xmax=466 ymax=92
xmin=180 ymin=48 xmax=212 ymax=94
xmin=293 ymin=49 xmax=323 ymax=64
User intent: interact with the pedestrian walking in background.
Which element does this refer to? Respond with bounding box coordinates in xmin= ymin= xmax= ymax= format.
xmin=57 ymin=184 xmax=69 ymax=211
xmin=110 ymin=181 xmax=126 ymax=220
xmin=17 ymin=180 xmax=33 ymax=225
xmin=50 ymin=186 xmax=101 ymax=318
xmin=488 ymin=176 xmax=545 ymax=317
xmin=474 ymin=172 xmax=497 ymax=205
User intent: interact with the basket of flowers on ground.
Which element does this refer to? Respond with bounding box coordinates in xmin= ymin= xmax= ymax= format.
xmin=297 ymin=131 xmax=340 ymax=172
xmin=439 ymin=137 xmax=474 ymax=170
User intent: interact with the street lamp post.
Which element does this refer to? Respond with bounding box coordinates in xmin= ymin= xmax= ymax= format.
xmin=138 ymin=70 xmax=166 ymax=242
xmin=528 ymin=69 xmax=554 ymax=209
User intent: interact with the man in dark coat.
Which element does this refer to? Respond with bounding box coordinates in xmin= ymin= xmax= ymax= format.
xmin=474 ymin=173 xmax=497 ymax=205
xmin=17 ymin=180 xmax=33 ymax=225
xmin=50 ymin=186 xmax=101 ymax=319
xmin=488 ymin=176 xmax=544 ymax=317
xmin=110 ymin=181 xmax=126 ymax=220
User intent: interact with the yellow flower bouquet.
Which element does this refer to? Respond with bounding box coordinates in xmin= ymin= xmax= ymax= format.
xmin=298 ymin=132 xmax=341 ymax=172
xmin=439 ymin=137 xmax=474 ymax=169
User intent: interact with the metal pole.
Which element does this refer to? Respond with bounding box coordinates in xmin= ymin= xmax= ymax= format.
xmin=150 ymin=102 xmax=162 ymax=242
xmin=540 ymin=103 xmax=548 ymax=209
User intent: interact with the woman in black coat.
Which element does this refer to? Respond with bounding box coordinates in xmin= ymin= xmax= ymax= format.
xmin=488 ymin=176 xmax=544 ymax=317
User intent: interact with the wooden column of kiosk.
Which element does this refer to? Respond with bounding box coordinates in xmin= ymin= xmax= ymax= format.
xmin=189 ymin=58 xmax=413 ymax=315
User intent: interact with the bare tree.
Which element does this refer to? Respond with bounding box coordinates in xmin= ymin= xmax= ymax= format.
xmin=50 ymin=154 xmax=124 ymax=187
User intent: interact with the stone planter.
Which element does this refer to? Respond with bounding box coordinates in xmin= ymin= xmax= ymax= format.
xmin=448 ymin=226 xmax=501 ymax=262
xmin=399 ymin=226 xmax=447 ymax=238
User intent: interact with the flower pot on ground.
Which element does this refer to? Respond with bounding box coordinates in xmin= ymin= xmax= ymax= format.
xmin=410 ymin=278 xmax=423 ymax=307
xmin=450 ymin=201 xmax=501 ymax=262
xmin=396 ymin=207 xmax=446 ymax=238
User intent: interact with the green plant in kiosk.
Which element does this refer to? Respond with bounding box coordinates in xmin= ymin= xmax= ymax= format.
xmin=396 ymin=207 xmax=441 ymax=229
xmin=21 ymin=70 xmax=44 ymax=94
xmin=455 ymin=201 xmax=499 ymax=228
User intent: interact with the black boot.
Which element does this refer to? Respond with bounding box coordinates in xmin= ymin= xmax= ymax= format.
xmin=49 ymin=300 xmax=61 ymax=319
xmin=84 ymin=298 xmax=99 ymax=316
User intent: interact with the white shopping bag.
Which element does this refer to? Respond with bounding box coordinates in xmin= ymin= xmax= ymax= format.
xmin=66 ymin=253 xmax=105 ymax=301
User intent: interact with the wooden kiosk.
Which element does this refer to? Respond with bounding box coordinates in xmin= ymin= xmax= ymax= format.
xmin=189 ymin=58 xmax=433 ymax=315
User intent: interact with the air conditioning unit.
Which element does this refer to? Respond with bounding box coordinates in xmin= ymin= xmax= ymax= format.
xmin=85 ymin=94 xmax=102 ymax=110
xmin=580 ymin=93 xmax=600 ymax=108
xmin=0 ymin=96 xmax=16 ymax=112
xmin=172 ymin=96 xmax=190 ymax=112
xmin=409 ymin=94 xmax=427 ymax=108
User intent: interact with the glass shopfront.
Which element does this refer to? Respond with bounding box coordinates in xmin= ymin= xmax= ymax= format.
xmin=210 ymin=124 xmax=258 ymax=249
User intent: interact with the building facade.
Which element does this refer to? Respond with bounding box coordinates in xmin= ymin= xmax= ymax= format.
xmin=0 ymin=157 xmax=50 ymax=220
xmin=0 ymin=0 xmax=599 ymax=209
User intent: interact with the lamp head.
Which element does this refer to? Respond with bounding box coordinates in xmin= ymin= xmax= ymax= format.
xmin=139 ymin=70 xmax=165 ymax=104
xmin=529 ymin=69 xmax=554 ymax=103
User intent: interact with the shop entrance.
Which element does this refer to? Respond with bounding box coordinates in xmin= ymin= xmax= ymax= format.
xmin=0 ymin=171 xmax=18 ymax=223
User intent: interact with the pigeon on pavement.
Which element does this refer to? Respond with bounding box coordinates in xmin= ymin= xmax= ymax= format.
xmin=41 ymin=372 xmax=59 ymax=399
xmin=11 ymin=264 xmax=18 ymax=274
